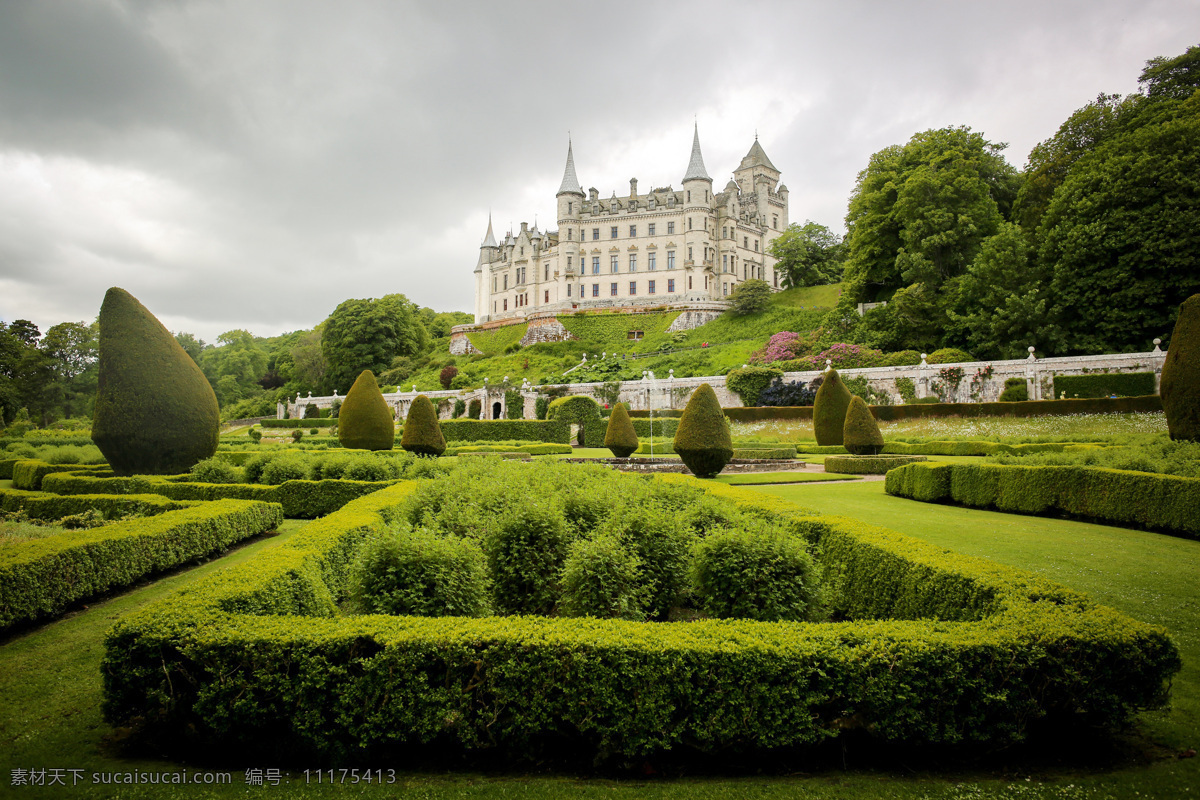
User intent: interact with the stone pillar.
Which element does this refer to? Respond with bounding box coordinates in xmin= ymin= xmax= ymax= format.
xmin=1152 ymin=338 xmax=1166 ymax=392
xmin=1025 ymin=347 xmax=1040 ymax=400
xmin=916 ymin=353 xmax=930 ymax=399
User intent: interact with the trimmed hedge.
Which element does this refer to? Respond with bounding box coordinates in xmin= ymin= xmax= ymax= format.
xmin=583 ymin=417 xmax=680 ymax=448
xmin=732 ymin=448 xmax=795 ymax=460
xmin=799 ymin=442 xmax=1100 ymax=457
xmin=1 ymin=499 xmax=281 ymax=630
xmin=262 ymin=419 xmax=338 ymax=429
xmin=885 ymin=462 xmax=1200 ymax=537
xmin=0 ymin=488 xmax=197 ymax=520
xmin=1054 ymin=372 xmax=1156 ymax=399
xmin=728 ymin=396 xmax=1161 ymax=422
xmin=12 ymin=461 xmax=108 ymax=491
xmin=101 ymin=474 xmax=1179 ymax=764
xmin=439 ymin=419 xmax=570 ymax=444
xmin=443 ymin=444 xmax=572 ymax=456
xmin=825 ymin=455 xmax=927 ymax=475
xmin=39 ymin=473 xmax=391 ymax=520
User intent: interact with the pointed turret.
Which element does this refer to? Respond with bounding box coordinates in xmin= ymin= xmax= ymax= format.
xmin=481 ymin=213 xmax=498 ymax=248
xmin=682 ymin=123 xmax=712 ymax=183
xmin=738 ymin=137 xmax=778 ymax=172
xmin=557 ymin=138 xmax=584 ymax=196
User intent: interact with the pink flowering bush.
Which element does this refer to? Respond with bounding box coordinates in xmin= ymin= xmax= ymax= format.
xmin=783 ymin=343 xmax=886 ymax=371
xmin=752 ymin=331 xmax=805 ymax=364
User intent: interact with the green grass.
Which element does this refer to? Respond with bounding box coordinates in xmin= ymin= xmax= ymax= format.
xmin=3 ymin=470 xmax=1199 ymax=798
xmin=464 ymin=322 xmax=530 ymax=355
xmin=0 ymin=520 xmax=68 ymax=543
xmin=771 ymin=282 xmax=844 ymax=308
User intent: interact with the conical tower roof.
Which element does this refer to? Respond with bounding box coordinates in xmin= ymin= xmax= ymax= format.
xmin=481 ymin=213 xmax=498 ymax=248
xmin=738 ymin=136 xmax=778 ymax=172
xmin=557 ymin=138 xmax=584 ymax=196
xmin=682 ymin=123 xmax=712 ymax=183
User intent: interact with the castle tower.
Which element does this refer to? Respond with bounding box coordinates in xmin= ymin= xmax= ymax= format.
xmin=556 ymin=138 xmax=584 ymax=279
xmin=681 ymin=123 xmax=714 ymax=297
xmin=474 ymin=213 xmax=499 ymax=323
xmin=733 ymin=135 xmax=782 ymax=230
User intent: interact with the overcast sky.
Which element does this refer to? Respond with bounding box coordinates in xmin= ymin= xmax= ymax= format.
xmin=1 ymin=0 xmax=1197 ymax=344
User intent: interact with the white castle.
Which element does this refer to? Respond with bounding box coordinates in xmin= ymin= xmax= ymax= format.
xmin=472 ymin=126 xmax=791 ymax=325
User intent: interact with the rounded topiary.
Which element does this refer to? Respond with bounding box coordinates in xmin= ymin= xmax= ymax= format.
xmin=1162 ymin=293 xmax=1200 ymax=442
xmin=400 ymin=394 xmax=446 ymax=457
xmin=812 ymin=368 xmax=852 ymax=446
xmin=92 ymin=287 xmax=220 ymax=476
xmin=998 ymin=377 xmax=1029 ymax=402
xmin=559 ymin=534 xmax=646 ymax=620
xmin=189 ymin=457 xmax=239 ymax=484
xmin=673 ymin=383 xmax=733 ymax=479
xmin=338 ymin=370 xmax=394 ymax=451
xmin=926 ymin=348 xmax=973 ymax=364
xmin=843 ymin=395 xmax=885 ymax=455
xmin=350 ymin=525 xmax=490 ymax=618
xmin=604 ymin=402 xmax=638 ymax=458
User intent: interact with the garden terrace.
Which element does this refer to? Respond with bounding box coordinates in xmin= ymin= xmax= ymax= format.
xmin=101 ymin=464 xmax=1178 ymax=766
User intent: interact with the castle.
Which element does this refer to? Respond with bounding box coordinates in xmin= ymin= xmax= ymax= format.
xmin=471 ymin=126 xmax=790 ymax=325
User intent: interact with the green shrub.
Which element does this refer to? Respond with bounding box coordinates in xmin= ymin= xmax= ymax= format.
xmin=689 ymin=524 xmax=823 ymax=622
xmin=559 ymin=534 xmax=646 ymax=620
xmin=504 ymin=389 xmax=524 ymax=419
xmin=535 ymin=396 xmax=549 ymax=420
xmin=926 ymin=348 xmax=973 ymax=364
xmin=604 ymin=403 xmax=639 ymax=458
xmin=1162 ymin=293 xmax=1200 ymax=441
xmin=885 ymin=461 xmax=1200 ymax=537
xmin=1055 ymin=372 xmax=1156 ymax=399
xmin=261 ymin=419 xmax=338 ymax=428
xmin=826 ymin=454 xmax=928 ymax=474
xmin=596 ymin=507 xmax=694 ymax=620
xmin=291 ymin=429 xmax=303 ymax=443
xmin=249 ymin=427 xmax=263 ymax=443
xmin=812 ymin=369 xmax=852 ymax=446
xmin=400 ymin=395 xmax=446 ymax=457
xmin=843 ymin=396 xmax=884 ymax=455
xmin=883 ymin=350 xmax=923 ymax=366
xmin=486 ymin=501 xmax=570 ymax=615
xmin=342 ymin=456 xmax=397 ymax=483
xmin=912 ymin=396 xmax=941 ymax=405
xmin=303 ymin=404 xmax=320 ymax=419
xmin=350 ymin=525 xmax=489 ymax=617
xmin=726 ymin=366 xmax=783 ymax=407
xmin=547 ymin=394 xmax=601 ymax=445
xmin=673 ymin=384 xmax=733 ymax=479
xmin=999 ymin=377 xmax=1029 ymax=402
xmin=468 ymin=399 xmax=481 ymax=419
xmin=338 ymin=370 xmax=395 ymax=451
xmin=190 ymin=457 xmax=240 ymax=484
xmin=453 ymin=399 xmax=466 ymax=419
xmin=439 ymin=419 xmax=570 ymax=444
xmin=91 ymin=287 xmax=219 ymax=475
xmin=259 ymin=455 xmax=310 ymax=485
xmin=895 ymin=376 xmax=917 ymax=403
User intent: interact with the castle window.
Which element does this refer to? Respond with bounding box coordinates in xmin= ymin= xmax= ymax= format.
xmin=504 ymin=275 xmax=508 ymax=290
xmin=610 ymin=283 xmax=618 ymax=297
xmin=688 ymin=276 xmax=693 ymax=290
xmin=723 ymin=282 xmax=728 ymax=296
xmin=629 ymin=225 xmax=637 ymax=237
xmin=688 ymin=217 xmax=693 ymax=231
xmin=567 ymin=229 xmax=572 ymax=240
xmin=667 ymin=221 xmax=675 ymax=234
xmin=611 ymin=255 xmax=619 ymax=273
xmin=592 ymin=256 xmax=600 ymax=274
xmin=648 ymin=223 xmax=655 ymax=236
xmin=492 ymin=277 xmax=497 ymax=292
xmin=754 ymin=240 xmax=759 ymax=252
xmin=629 ymin=254 xmax=637 ymax=272
xmin=568 ymin=202 xmax=572 ymax=213
xmin=668 ymin=278 xmax=675 ymax=293
xmin=648 ymin=280 xmax=656 ymax=295
xmin=773 ymin=215 xmax=778 ymax=230
xmin=568 ymin=284 xmax=572 ymax=297
xmin=545 ymin=290 xmax=549 ymax=303
xmin=722 ymin=227 xmax=727 ymax=238
xmin=493 ymin=301 xmax=496 ymax=313
xmin=744 ymin=236 xmax=748 ymax=248
xmin=688 ymin=247 xmax=693 ymax=261
xmin=723 ymin=254 xmax=727 ymax=270
xmin=667 ymin=251 xmax=675 ymax=269
xmin=545 ymin=264 xmax=549 ymax=281
xmin=610 ymin=226 xmax=618 ymax=239
xmin=687 ymin=190 xmax=691 ymax=202
xmin=648 ymin=252 xmax=656 ymax=270
xmin=593 ymin=284 xmax=599 ymax=297
xmin=504 ymin=299 xmax=508 ymax=311
xmin=567 ymin=256 xmax=572 ymax=268
xmin=593 ymin=228 xmax=599 ymax=240
xmin=743 ymin=264 xmax=747 ymax=280
xmin=520 ymin=246 xmax=524 ymax=255
xmin=629 ymin=281 xmax=637 ymax=296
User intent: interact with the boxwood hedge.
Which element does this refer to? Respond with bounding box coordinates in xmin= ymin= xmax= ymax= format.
xmin=825 ymin=455 xmax=928 ymax=475
xmin=885 ymin=461 xmax=1200 ymax=537
xmin=0 ymin=487 xmax=197 ymax=520
xmin=1 ymin=499 xmax=281 ymax=630
xmin=439 ymin=419 xmax=570 ymax=444
xmin=1053 ymin=372 xmax=1156 ymax=399
xmin=101 ymin=474 xmax=1179 ymax=765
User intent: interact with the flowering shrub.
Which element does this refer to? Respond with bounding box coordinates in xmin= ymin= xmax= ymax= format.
xmin=752 ymin=331 xmax=804 ymax=364
xmin=784 ymin=343 xmax=886 ymax=371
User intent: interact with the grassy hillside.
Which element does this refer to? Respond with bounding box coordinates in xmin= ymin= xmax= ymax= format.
xmin=405 ymin=283 xmax=841 ymax=391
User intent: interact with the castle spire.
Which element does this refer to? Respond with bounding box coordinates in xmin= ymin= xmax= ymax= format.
xmin=682 ymin=122 xmax=712 ymax=183
xmin=481 ymin=212 xmax=498 ymax=248
xmin=557 ymin=137 xmax=584 ymax=196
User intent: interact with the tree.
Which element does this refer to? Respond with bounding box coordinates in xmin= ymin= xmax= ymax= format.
xmin=603 ymin=402 xmax=638 ymax=458
xmin=726 ymin=279 xmax=773 ymax=316
xmin=400 ymin=394 xmax=446 ymax=456
xmin=769 ymin=221 xmax=846 ymax=288
xmin=322 ymin=295 xmax=429 ymax=393
xmin=1040 ymin=90 xmax=1200 ymax=353
xmin=288 ymin=329 xmax=327 ymax=394
xmin=1161 ymin=293 xmax=1200 ymax=441
xmin=812 ymin=368 xmax=852 ymax=446
xmin=338 ymin=370 xmax=394 ymax=451
xmin=843 ymin=396 xmax=884 ymax=455
xmin=92 ymin=287 xmax=219 ymax=475
xmin=174 ymin=332 xmax=208 ymax=365
xmin=1140 ymin=44 xmax=1200 ymax=101
xmin=200 ymin=329 xmax=269 ymax=407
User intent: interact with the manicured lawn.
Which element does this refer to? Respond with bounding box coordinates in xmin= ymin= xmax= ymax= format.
xmin=2 ymin=479 xmax=1197 ymax=798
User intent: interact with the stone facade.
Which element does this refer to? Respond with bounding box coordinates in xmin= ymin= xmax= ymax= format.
xmin=473 ymin=126 xmax=789 ymax=325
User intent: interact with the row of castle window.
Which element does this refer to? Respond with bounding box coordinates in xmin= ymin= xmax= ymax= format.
xmin=500 ymin=250 xmax=765 ymax=293
xmin=566 ymin=279 xmax=677 ymax=298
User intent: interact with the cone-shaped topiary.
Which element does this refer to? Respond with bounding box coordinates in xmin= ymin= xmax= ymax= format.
xmin=673 ymin=383 xmax=733 ymax=478
xmin=604 ymin=402 xmax=638 ymax=458
xmin=812 ymin=368 xmax=853 ymax=446
xmin=92 ymin=287 xmax=219 ymax=476
xmin=338 ymin=370 xmax=394 ymax=450
xmin=1162 ymin=293 xmax=1200 ymax=442
xmin=843 ymin=395 xmax=885 ymax=455
xmin=400 ymin=394 xmax=446 ymax=456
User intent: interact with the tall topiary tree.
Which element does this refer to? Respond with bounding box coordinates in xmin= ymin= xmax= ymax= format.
xmin=400 ymin=394 xmax=446 ymax=456
xmin=604 ymin=402 xmax=638 ymax=458
xmin=338 ymin=370 xmax=394 ymax=451
xmin=1161 ymin=293 xmax=1200 ymax=442
xmin=812 ymin=368 xmax=852 ymax=446
xmin=843 ymin=395 xmax=885 ymax=455
xmin=673 ymin=383 xmax=733 ymax=478
xmin=92 ymin=287 xmax=219 ymax=476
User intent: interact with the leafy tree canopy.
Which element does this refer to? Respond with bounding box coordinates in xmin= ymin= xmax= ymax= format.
xmin=322 ymin=294 xmax=429 ymax=393
xmin=727 ymin=279 xmax=773 ymax=316
xmin=768 ymin=221 xmax=846 ymax=289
